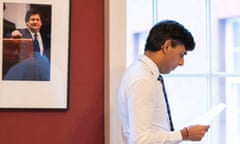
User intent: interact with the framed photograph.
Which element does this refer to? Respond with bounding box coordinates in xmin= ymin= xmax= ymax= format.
xmin=0 ymin=0 xmax=70 ymax=109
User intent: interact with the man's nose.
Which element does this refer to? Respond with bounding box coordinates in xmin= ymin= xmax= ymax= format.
xmin=178 ymin=57 xmax=184 ymax=66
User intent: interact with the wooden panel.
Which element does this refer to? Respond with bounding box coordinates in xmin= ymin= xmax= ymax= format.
xmin=2 ymin=38 xmax=33 ymax=76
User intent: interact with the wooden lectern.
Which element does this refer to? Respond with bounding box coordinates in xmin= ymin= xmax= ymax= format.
xmin=2 ymin=38 xmax=33 ymax=77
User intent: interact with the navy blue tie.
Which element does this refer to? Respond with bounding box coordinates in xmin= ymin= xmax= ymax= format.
xmin=33 ymin=33 xmax=40 ymax=52
xmin=158 ymin=75 xmax=175 ymax=131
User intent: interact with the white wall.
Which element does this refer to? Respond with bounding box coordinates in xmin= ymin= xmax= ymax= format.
xmin=104 ymin=0 xmax=126 ymax=144
xmin=4 ymin=3 xmax=29 ymax=28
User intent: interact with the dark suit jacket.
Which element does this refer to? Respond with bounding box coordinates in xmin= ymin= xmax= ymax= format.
xmin=17 ymin=28 xmax=51 ymax=61
xmin=3 ymin=19 xmax=16 ymax=38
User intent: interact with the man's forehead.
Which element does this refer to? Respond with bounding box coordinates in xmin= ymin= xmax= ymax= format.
xmin=30 ymin=14 xmax=41 ymax=18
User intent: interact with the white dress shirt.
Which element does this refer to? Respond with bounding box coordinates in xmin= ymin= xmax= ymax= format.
xmin=118 ymin=55 xmax=182 ymax=144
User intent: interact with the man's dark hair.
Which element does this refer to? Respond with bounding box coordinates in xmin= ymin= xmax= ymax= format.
xmin=145 ymin=20 xmax=195 ymax=51
xmin=25 ymin=9 xmax=42 ymax=23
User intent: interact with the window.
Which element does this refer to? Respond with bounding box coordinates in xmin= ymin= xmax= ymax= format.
xmin=127 ymin=0 xmax=240 ymax=143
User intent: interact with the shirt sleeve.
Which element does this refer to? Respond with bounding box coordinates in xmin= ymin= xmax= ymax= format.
xmin=127 ymin=78 xmax=183 ymax=144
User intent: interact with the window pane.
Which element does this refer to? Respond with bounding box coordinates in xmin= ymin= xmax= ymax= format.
xmin=126 ymin=0 xmax=240 ymax=144
xmin=210 ymin=1 xmax=240 ymax=143
xmin=127 ymin=0 xmax=153 ymax=66
xmin=233 ymin=52 xmax=240 ymax=72
xmin=166 ymin=77 xmax=208 ymax=144
xmin=211 ymin=0 xmax=240 ymax=73
xmin=210 ymin=77 xmax=226 ymax=144
xmin=156 ymin=0 xmax=207 ymax=74
xmin=166 ymin=77 xmax=208 ymax=126
xmin=226 ymin=79 xmax=240 ymax=143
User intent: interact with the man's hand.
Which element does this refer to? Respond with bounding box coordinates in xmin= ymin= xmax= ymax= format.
xmin=11 ymin=30 xmax=23 ymax=38
xmin=181 ymin=125 xmax=210 ymax=141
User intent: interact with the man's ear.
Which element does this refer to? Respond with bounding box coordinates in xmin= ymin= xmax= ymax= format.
xmin=161 ymin=40 xmax=171 ymax=54
xmin=26 ymin=22 xmax=30 ymax=27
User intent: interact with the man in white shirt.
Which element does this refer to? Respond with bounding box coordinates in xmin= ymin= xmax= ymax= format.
xmin=118 ymin=20 xmax=209 ymax=144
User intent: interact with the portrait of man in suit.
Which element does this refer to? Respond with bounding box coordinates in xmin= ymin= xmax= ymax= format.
xmin=11 ymin=8 xmax=51 ymax=60
xmin=2 ymin=3 xmax=51 ymax=81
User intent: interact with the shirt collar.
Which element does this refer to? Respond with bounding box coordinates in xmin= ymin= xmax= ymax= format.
xmin=28 ymin=29 xmax=40 ymax=38
xmin=138 ymin=54 xmax=160 ymax=80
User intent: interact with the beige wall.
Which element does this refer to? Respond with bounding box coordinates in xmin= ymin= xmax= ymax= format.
xmin=104 ymin=0 xmax=126 ymax=144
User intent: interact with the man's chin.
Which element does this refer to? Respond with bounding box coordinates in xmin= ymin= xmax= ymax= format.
xmin=30 ymin=28 xmax=39 ymax=32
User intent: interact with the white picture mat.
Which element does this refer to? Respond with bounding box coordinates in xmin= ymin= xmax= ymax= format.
xmin=0 ymin=0 xmax=70 ymax=109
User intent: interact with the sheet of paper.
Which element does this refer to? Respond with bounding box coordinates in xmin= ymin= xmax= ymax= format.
xmin=188 ymin=103 xmax=226 ymax=125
